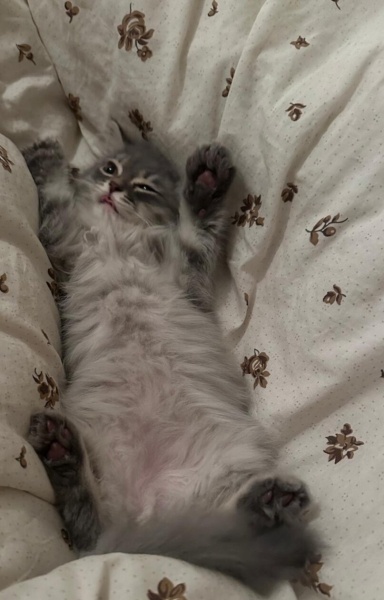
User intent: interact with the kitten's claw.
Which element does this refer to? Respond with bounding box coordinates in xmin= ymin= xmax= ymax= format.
xmin=238 ymin=477 xmax=311 ymax=527
xmin=184 ymin=144 xmax=235 ymax=216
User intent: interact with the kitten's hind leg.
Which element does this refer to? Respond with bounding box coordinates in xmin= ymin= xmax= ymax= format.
xmin=28 ymin=412 xmax=101 ymax=551
xmin=179 ymin=144 xmax=235 ymax=310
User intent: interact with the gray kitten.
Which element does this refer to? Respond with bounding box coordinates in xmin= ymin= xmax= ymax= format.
xmin=23 ymin=136 xmax=319 ymax=594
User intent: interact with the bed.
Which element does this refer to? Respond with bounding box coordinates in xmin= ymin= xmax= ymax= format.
xmin=0 ymin=1 xmax=382 ymax=598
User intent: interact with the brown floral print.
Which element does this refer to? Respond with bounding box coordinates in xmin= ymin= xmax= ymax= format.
xmin=16 ymin=44 xmax=36 ymax=65
xmin=323 ymin=284 xmax=346 ymax=306
xmin=286 ymin=103 xmax=306 ymax=121
xmin=147 ymin=577 xmax=187 ymax=600
xmin=33 ymin=368 xmax=59 ymax=409
xmin=68 ymin=94 xmax=82 ymax=121
xmin=331 ymin=0 xmax=341 ymax=9
xmin=290 ymin=36 xmax=310 ymax=49
xmin=244 ymin=292 xmax=249 ymax=306
xmin=15 ymin=446 xmax=27 ymax=469
xmin=281 ymin=182 xmax=298 ymax=203
xmin=64 ymin=1 xmax=80 ymax=23
xmin=241 ymin=349 xmax=270 ymax=389
xmin=0 ymin=146 xmax=14 ymax=173
xmin=47 ymin=267 xmax=60 ymax=300
xmin=208 ymin=0 xmax=218 ymax=17
xmin=117 ymin=5 xmax=154 ymax=62
xmin=222 ymin=67 xmax=235 ymax=97
xmin=61 ymin=528 xmax=73 ymax=549
xmin=137 ymin=45 xmax=152 ymax=61
xmin=297 ymin=555 xmax=333 ymax=597
xmin=324 ymin=423 xmax=364 ymax=464
xmin=0 ymin=273 xmax=9 ymax=293
xmin=128 ymin=108 xmax=153 ymax=141
xmin=306 ymin=213 xmax=348 ymax=246
xmin=41 ymin=329 xmax=51 ymax=345
xmin=232 ymin=194 xmax=264 ymax=227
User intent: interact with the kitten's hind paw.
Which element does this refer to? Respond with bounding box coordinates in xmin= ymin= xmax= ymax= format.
xmin=184 ymin=144 xmax=235 ymax=217
xmin=28 ymin=412 xmax=83 ymax=486
xmin=238 ymin=477 xmax=311 ymax=528
xmin=22 ymin=139 xmax=66 ymax=185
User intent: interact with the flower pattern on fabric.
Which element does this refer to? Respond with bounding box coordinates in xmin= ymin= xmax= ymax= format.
xmin=41 ymin=329 xmax=51 ymax=345
xmin=15 ymin=446 xmax=27 ymax=469
xmin=67 ymin=94 xmax=82 ymax=121
xmin=222 ymin=67 xmax=235 ymax=97
xmin=297 ymin=555 xmax=333 ymax=596
xmin=241 ymin=350 xmax=270 ymax=389
xmin=64 ymin=2 xmax=79 ymax=22
xmin=232 ymin=194 xmax=265 ymax=227
xmin=0 ymin=273 xmax=9 ymax=292
xmin=208 ymin=1 xmax=218 ymax=17
xmin=0 ymin=147 xmax=14 ymax=173
xmin=16 ymin=44 xmax=36 ymax=65
xmin=323 ymin=284 xmax=346 ymax=305
xmin=47 ymin=267 xmax=61 ymax=300
xmin=290 ymin=36 xmax=310 ymax=49
xmin=286 ymin=102 xmax=306 ymax=121
xmin=306 ymin=214 xmax=348 ymax=245
xmin=33 ymin=369 xmax=59 ymax=409
xmin=324 ymin=423 xmax=364 ymax=464
xmin=281 ymin=183 xmax=298 ymax=202
xmin=117 ymin=6 xmax=154 ymax=61
xmin=61 ymin=529 xmax=73 ymax=549
xmin=147 ymin=577 xmax=187 ymax=600
xmin=128 ymin=108 xmax=153 ymax=140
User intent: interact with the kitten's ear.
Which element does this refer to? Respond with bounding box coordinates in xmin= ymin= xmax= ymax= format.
xmin=113 ymin=121 xmax=132 ymax=146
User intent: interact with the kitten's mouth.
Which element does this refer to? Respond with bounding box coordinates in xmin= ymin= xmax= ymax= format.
xmin=100 ymin=194 xmax=118 ymax=214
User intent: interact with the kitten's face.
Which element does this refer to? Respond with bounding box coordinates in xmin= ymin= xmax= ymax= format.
xmin=80 ymin=141 xmax=180 ymax=226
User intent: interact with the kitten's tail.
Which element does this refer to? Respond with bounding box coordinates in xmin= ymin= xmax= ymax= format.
xmin=94 ymin=510 xmax=319 ymax=593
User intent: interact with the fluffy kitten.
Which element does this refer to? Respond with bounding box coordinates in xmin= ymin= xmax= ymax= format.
xmin=23 ymin=136 xmax=319 ymax=594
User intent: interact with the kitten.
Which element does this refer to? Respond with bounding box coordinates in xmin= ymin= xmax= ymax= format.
xmin=23 ymin=136 xmax=320 ymax=594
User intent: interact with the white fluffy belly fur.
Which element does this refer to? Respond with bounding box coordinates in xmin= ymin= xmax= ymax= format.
xmin=61 ymin=227 xmax=272 ymax=524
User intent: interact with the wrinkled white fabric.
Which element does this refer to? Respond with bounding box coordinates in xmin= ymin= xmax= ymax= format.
xmin=0 ymin=0 xmax=383 ymax=598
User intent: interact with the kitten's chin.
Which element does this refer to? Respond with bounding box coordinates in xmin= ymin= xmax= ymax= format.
xmin=100 ymin=194 xmax=118 ymax=214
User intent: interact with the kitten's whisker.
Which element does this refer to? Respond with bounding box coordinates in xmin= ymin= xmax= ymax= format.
xmin=135 ymin=212 xmax=151 ymax=227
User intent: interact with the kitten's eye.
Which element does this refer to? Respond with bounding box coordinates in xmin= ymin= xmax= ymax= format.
xmin=135 ymin=183 xmax=158 ymax=194
xmin=100 ymin=160 xmax=120 ymax=177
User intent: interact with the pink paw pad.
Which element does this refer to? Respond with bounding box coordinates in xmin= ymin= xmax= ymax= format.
xmin=196 ymin=170 xmax=217 ymax=189
xmin=261 ymin=489 xmax=274 ymax=504
xmin=281 ymin=493 xmax=294 ymax=507
xmin=47 ymin=441 xmax=67 ymax=461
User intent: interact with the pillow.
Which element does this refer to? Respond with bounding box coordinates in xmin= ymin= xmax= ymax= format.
xmin=0 ymin=135 xmax=74 ymax=588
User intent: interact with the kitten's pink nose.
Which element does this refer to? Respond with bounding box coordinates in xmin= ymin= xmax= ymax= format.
xmin=109 ymin=180 xmax=121 ymax=193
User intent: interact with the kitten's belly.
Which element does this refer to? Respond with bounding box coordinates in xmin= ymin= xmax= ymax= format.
xmin=94 ymin=415 xmax=207 ymax=522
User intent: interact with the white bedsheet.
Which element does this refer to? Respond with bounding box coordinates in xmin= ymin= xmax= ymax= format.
xmin=1 ymin=0 xmax=383 ymax=598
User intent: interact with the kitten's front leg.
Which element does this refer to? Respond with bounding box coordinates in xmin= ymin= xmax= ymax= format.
xmin=23 ymin=140 xmax=78 ymax=271
xmin=180 ymin=144 xmax=235 ymax=310
xmin=28 ymin=412 xmax=101 ymax=552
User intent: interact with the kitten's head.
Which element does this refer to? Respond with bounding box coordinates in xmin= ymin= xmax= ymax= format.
xmin=80 ymin=139 xmax=180 ymax=226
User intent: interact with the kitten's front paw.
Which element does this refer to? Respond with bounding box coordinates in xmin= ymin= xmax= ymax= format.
xmin=238 ymin=477 xmax=311 ymax=527
xmin=184 ymin=144 xmax=235 ymax=217
xmin=28 ymin=412 xmax=83 ymax=485
xmin=22 ymin=139 xmax=65 ymax=185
